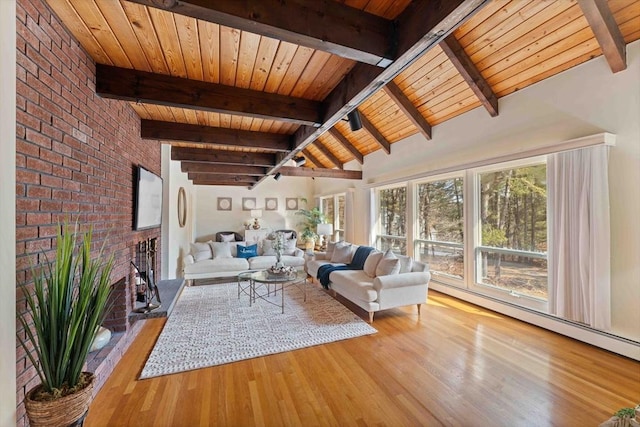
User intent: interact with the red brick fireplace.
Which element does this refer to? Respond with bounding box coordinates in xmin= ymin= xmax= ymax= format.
xmin=15 ymin=0 xmax=162 ymax=423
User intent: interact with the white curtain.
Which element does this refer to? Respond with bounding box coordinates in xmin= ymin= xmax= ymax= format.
xmin=547 ymin=145 xmax=611 ymax=330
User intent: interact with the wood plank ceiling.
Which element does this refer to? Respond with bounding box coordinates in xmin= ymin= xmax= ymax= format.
xmin=46 ymin=0 xmax=640 ymax=188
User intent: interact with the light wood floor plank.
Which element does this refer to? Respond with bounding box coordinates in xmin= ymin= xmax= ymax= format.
xmin=85 ymin=289 xmax=640 ymax=426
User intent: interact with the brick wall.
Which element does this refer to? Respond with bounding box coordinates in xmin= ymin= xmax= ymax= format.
xmin=15 ymin=0 xmax=162 ymax=424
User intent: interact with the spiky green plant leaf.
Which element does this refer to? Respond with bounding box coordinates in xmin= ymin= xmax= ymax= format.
xmin=16 ymin=222 xmax=114 ymax=393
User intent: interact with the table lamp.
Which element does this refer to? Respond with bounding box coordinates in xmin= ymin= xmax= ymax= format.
xmin=317 ymin=223 xmax=333 ymax=251
xmin=251 ymin=209 xmax=262 ymax=229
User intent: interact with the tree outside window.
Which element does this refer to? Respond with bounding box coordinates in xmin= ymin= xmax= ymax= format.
xmin=478 ymin=164 xmax=547 ymax=299
xmin=377 ymin=186 xmax=407 ymax=254
xmin=416 ymin=177 xmax=464 ymax=280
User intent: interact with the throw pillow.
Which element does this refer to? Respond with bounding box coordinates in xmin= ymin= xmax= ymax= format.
xmin=331 ymin=242 xmax=352 ymax=263
xmin=397 ymin=255 xmax=413 ymax=274
xmin=282 ymin=238 xmax=297 ymax=255
xmin=376 ymin=250 xmax=400 ymax=276
xmin=281 ymin=231 xmax=293 ymax=240
xmin=262 ymin=239 xmax=276 ymax=256
xmin=237 ymin=244 xmax=258 ymax=259
xmin=376 ymin=258 xmax=400 ymax=276
xmin=220 ymin=233 xmax=236 ymax=242
xmin=363 ymin=250 xmax=383 ymax=278
xmin=325 ymin=240 xmax=338 ymax=259
xmin=190 ymin=242 xmax=212 ymax=261
xmin=210 ymin=242 xmax=232 ymax=259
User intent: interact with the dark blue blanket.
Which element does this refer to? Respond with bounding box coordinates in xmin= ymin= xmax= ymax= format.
xmin=317 ymin=246 xmax=375 ymax=289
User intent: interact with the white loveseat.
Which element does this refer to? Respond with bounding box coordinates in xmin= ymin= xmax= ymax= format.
xmin=183 ymin=239 xmax=306 ymax=283
xmin=306 ymin=242 xmax=431 ymax=322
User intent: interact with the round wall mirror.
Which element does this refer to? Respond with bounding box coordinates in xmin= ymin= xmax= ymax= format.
xmin=177 ymin=187 xmax=187 ymax=228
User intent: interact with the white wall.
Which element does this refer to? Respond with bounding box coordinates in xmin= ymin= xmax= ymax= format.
xmin=314 ymin=41 xmax=640 ymax=345
xmin=194 ymin=175 xmax=314 ymax=241
xmin=161 ymin=145 xmax=196 ymax=279
xmin=1 ymin=1 xmax=16 ymax=425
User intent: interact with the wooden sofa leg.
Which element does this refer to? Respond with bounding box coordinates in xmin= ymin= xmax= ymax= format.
xmin=417 ymin=303 xmax=421 ymax=316
xmin=368 ymin=312 xmax=374 ymax=323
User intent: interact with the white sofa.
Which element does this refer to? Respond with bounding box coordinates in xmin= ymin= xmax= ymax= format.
xmin=306 ymin=242 xmax=431 ymax=322
xmin=183 ymin=239 xmax=306 ymax=283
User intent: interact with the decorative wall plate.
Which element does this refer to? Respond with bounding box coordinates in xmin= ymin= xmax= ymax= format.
xmin=285 ymin=198 xmax=298 ymax=210
xmin=265 ymin=198 xmax=278 ymax=211
xmin=217 ymin=197 xmax=232 ymax=211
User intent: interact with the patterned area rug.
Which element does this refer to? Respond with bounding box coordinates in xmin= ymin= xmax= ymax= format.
xmin=140 ymin=280 xmax=377 ymax=379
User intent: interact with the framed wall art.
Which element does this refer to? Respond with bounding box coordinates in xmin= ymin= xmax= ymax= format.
xmin=285 ymin=198 xmax=298 ymax=211
xmin=265 ymin=198 xmax=278 ymax=211
xmin=217 ymin=197 xmax=232 ymax=211
xmin=242 ymin=197 xmax=257 ymax=211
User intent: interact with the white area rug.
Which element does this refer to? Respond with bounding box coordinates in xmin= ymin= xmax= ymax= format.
xmin=140 ymin=281 xmax=377 ymax=379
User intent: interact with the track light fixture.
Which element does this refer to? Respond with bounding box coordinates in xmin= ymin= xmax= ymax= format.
xmin=273 ymin=172 xmax=282 ymax=181
xmin=347 ymin=110 xmax=363 ymax=132
xmin=293 ymin=156 xmax=306 ymax=167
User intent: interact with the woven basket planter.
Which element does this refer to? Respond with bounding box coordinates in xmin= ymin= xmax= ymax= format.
xmin=24 ymin=372 xmax=94 ymax=427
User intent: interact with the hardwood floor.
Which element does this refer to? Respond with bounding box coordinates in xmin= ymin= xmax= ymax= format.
xmin=85 ymin=288 xmax=639 ymax=426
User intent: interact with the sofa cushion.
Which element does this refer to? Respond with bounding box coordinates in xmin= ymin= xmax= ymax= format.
xmin=183 ymin=258 xmax=249 ymax=275
xmin=331 ymin=242 xmax=352 ymax=263
xmin=282 ymin=238 xmax=297 ymax=255
xmin=376 ymin=250 xmax=400 ymax=277
xmin=220 ymin=233 xmax=236 ymax=242
xmin=325 ymin=241 xmax=337 ymax=260
xmin=190 ymin=242 xmax=213 ymax=261
xmin=363 ymin=250 xmax=383 ymax=278
xmin=397 ymin=255 xmax=413 ymax=274
xmin=237 ymin=243 xmax=258 ymax=259
xmin=248 ymin=255 xmax=305 ymax=270
xmin=306 ymin=259 xmax=340 ymax=278
xmin=210 ymin=242 xmax=233 ymax=259
xmin=261 ymin=239 xmax=276 ymax=256
xmin=329 ymin=270 xmax=378 ymax=303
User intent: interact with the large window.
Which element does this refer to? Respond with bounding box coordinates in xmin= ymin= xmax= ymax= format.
xmin=320 ymin=193 xmax=345 ymax=241
xmin=376 ymin=185 xmax=407 ymax=254
xmin=476 ymin=163 xmax=547 ymax=300
xmin=415 ymin=177 xmax=464 ymax=281
xmin=336 ymin=194 xmax=345 ymax=241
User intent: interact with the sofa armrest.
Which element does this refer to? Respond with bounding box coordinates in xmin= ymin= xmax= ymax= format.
xmin=183 ymin=254 xmax=195 ymax=266
xmin=313 ymin=251 xmax=328 ymax=261
xmin=373 ymin=272 xmax=431 ymax=291
xmin=293 ymin=247 xmax=305 ymax=258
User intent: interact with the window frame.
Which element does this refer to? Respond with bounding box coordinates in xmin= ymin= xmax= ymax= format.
xmin=413 ymin=172 xmax=466 ymax=287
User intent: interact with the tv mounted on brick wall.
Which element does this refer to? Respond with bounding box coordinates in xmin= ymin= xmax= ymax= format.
xmin=134 ymin=165 xmax=163 ymax=230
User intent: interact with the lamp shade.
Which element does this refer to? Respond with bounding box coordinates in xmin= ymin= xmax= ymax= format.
xmin=250 ymin=209 xmax=262 ymax=218
xmin=317 ymin=223 xmax=333 ymax=235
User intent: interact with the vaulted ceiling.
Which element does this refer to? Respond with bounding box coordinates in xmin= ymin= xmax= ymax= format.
xmin=45 ymin=0 xmax=640 ymax=188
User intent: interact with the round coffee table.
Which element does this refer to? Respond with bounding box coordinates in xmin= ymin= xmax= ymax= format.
xmin=247 ymin=270 xmax=307 ymax=313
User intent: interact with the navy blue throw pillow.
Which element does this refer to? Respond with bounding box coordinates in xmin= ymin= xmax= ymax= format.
xmin=237 ymin=244 xmax=258 ymax=259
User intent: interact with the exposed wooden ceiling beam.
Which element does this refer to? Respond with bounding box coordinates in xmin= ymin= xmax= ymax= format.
xmin=327 ymin=128 xmax=364 ymax=164
xmin=192 ymin=179 xmax=252 ymax=187
xmin=142 ymin=120 xmax=292 ymax=152
xmin=258 ymin=0 xmax=489 ymax=188
xmin=96 ymin=65 xmax=322 ymax=126
xmin=171 ymin=147 xmax=275 ymax=167
xmin=383 ymin=82 xmax=432 ymax=140
xmin=577 ymin=0 xmax=627 ymax=73
xmin=188 ymin=173 xmax=259 ymax=183
xmin=126 ymin=0 xmax=394 ymax=67
xmin=313 ymin=142 xmax=343 ymax=169
xmin=302 ymin=149 xmax=324 ymax=169
xmin=439 ymin=34 xmax=498 ymax=117
xmin=359 ymin=111 xmax=391 ymax=154
xmin=278 ymin=166 xmax=362 ymax=180
xmin=180 ymin=162 xmax=267 ymax=176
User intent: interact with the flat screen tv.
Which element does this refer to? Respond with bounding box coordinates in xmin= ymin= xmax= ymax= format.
xmin=134 ymin=165 xmax=163 ymax=230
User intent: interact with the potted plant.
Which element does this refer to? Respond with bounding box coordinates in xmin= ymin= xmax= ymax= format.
xmin=296 ymin=202 xmax=325 ymax=250
xmin=17 ymin=223 xmax=114 ymax=427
